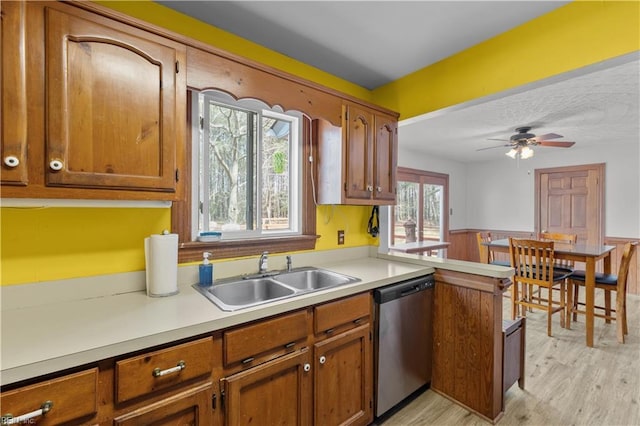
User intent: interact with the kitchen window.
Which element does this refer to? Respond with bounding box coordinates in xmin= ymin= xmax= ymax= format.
xmin=195 ymin=92 xmax=300 ymax=239
xmin=173 ymin=90 xmax=317 ymax=262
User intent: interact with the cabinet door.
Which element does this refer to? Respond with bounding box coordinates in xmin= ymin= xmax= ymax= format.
xmin=222 ymin=349 xmax=312 ymax=426
xmin=1 ymin=1 xmax=28 ymax=185
xmin=314 ymin=324 xmax=372 ymax=426
xmin=114 ymin=383 xmax=213 ymax=426
xmin=373 ymin=113 xmax=397 ymax=203
xmin=344 ymin=104 xmax=374 ymax=201
xmin=44 ymin=5 xmax=183 ymax=192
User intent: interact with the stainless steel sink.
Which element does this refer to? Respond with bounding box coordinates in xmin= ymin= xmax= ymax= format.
xmin=195 ymin=277 xmax=295 ymax=311
xmin=193 ymin=267 xmax=360 ymax=311
xmin=273 ymin=267 xmax=360 ymax=291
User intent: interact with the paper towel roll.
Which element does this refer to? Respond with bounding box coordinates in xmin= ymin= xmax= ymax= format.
xmin=145 ymin=233 xmax=179 ymax=297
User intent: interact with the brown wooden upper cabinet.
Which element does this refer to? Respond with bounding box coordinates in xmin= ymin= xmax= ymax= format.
xmin=1 ymin=1 xmax=28 ymax=186
xmin=315 ymin=102 xmax=397 ymax=205
xmin=1 ymin=2 xmax=186 ymax=200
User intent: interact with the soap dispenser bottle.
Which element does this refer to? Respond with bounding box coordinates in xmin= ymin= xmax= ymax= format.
xmin=199 ymin=252 xmax=213 ymax=286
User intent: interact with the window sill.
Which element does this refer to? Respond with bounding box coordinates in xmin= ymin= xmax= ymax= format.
xmin=178 ymin=234 xmax=319 ymax=263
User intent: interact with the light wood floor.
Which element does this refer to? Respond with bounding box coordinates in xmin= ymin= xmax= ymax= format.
xmin=383 ymin=292 xmax=640 ymax=426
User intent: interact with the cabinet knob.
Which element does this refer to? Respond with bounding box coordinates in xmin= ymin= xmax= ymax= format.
xmin=319 ymin=355 xmax=326 ymax=365
xmin=3 ymin=156 xmax=20 ymax=168
xmin=366 ymin=185 xmax=373 ymax=192
xmin=376 ymin=186 xmax=382 ymax=193
xmin=303 ymin=363 xmax=311 ymax=372
xmin=49 ymin=159 xmax=64 ymax=171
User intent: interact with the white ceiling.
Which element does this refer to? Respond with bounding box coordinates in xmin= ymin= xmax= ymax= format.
xmin=157 ymin=1 xmax=639 ymax=163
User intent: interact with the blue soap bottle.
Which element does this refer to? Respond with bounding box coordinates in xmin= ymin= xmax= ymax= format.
xmin=199 ymin=252 xmax=213 ymax=286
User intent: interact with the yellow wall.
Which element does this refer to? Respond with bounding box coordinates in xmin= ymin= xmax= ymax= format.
xmin=1 ymin=0 xmax=637 ymax=285
xmin=372 ymin=1 xmax=640 ymax=119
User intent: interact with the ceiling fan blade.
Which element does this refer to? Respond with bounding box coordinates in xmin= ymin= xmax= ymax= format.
xmin=477 ymin=144 xmax=511 ymax=151
xmin=533 ymin=133 xmax=563 ymax=141
xmin=487 ymin=138 xmax=509 ymax=142
xmin=537 ymin=141 xmax=575 ymax=148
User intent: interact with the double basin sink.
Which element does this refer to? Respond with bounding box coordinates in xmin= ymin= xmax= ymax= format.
xmin=193 ymin=267 xmax=361 ymax=311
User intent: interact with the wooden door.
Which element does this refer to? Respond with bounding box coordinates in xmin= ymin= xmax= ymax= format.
xmin=222 ymin=349 xmax=312 ymax=426
xmin=114 ymin=383 xmax=212 ymax=426
xmin=44 ymin=5 xmax=183 ymax=192
xmin=344 ymin=104 xmax=374 ymax=201
xmin=536 ymin=164 xmax=604 ymax=246
xmin=314 ymin=324 xmax=372 ymax=426
xmin=1 ymin=1 xmax=28 ymax=185
xmin=373 ymin=113 xmax=397 ymax=203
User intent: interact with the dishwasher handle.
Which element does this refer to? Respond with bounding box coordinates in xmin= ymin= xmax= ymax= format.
xmin=400 ymin=286 xmax=421 ymax=297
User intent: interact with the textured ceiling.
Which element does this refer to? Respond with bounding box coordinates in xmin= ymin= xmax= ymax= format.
xmin=156 ymin=1 xmax=638 ymax=164
xmin=400 ymin=56 xmax=640 ymax=163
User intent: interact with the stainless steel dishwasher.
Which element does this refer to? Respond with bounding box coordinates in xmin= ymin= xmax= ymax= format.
xmin=374 ymin=274 xmax=434 ymax=418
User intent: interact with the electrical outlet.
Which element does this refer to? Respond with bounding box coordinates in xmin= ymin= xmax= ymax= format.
xmin=337 ymin=230 xmax=345 ymax=245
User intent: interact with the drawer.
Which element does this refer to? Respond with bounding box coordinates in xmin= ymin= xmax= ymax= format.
xmin=314 ymin=292 xmax=370 ymax=334
xmin=116 ymin=337 xmax=213 ymax=404
xmin=0 ymin=368 xmax=98 ymax=425
xmin=224 ymin=310 xmax=309 ymax=367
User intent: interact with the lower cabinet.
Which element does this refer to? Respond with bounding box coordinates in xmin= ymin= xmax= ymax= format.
xmin=221 ymin=349 xmax=312 ymax=426
xmin=113 ymin=383 xmax=213 ymax=426
xmin=1 ymin=292 xmax=374 ymax=426
xmin=314 ymin=325 xmax=372 ymax=426
xmin=0 ymin=368 xmax=99 ymax=425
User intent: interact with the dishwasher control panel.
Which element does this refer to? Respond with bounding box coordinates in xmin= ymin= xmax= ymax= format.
xmin=374 ymin=274 xmax=434 ymax=304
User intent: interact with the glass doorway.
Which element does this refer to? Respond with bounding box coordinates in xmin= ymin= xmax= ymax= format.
xmin=391 ymin=168 xmax=449 ymax=256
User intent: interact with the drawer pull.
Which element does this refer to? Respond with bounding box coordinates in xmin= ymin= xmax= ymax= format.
xmin=152 ymin=360 xmax=185 ymax=377
xmin=241 ymin=357 xmax=255 ymax=365
xmin=325 ymin=328 xmax=335 ymax=335
xmin=353 ymin=318 xmax=362 ymax=325
xmin=2 ymin=400 xmax=53 ymax=425
xmin=284 ymin=342 xmax=296 ymax=349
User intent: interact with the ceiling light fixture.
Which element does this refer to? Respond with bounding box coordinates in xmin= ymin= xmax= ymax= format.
xmin=505 ymin=145 xmax=534 ymax=160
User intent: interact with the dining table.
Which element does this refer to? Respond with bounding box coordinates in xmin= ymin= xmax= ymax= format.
xmin=484 ymin=238 xmax=616 ymax=347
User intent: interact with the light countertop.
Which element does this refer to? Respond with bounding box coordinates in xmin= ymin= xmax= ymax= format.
xmin=1 ymin=248 xmax=512 ymax=386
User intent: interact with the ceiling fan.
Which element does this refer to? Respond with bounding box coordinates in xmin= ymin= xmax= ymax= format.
xmin=478 ymin=126 xmax=575 ymax=159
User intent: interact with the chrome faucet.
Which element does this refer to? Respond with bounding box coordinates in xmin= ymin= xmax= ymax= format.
xmin=259 ymin=251 xmax=269 ymax=274
xmin=286 ymin=255 xmax=292 ymax=272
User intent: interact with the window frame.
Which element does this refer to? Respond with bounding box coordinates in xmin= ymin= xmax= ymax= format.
xmin=173 ymin=91 xmax=317 ymax=263
xmin=391 ymin=167 xmax=449 ymax=246
xmin=195 ymin=94 xmax=301 ymax=240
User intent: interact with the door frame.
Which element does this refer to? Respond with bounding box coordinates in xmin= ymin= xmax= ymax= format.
xmin=534 ymin=163 xmax=605 ymax=244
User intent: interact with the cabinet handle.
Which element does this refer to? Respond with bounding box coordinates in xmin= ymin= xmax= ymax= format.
xmin=319 ymin=356 xmax=326 ymax=365
xmin=152 ymin=360 xmax=185 ymax=377
xmin=353 ymin=318 xmax=362 ymax=325
xmin=49 ymin=159 xmax=64 ymax=171
xmin=241 ymin=357 xmax=255 ymax=365
xmin=2 ymin=400 xmax=53 ymax=425
xmin=325 ymin=328 xmax=335 ymax=335
xmin=284 ymin=342 xmax=296 ymax=349
xmin=303 ymin=363 xmax=311 ymax=372
xmin=3 ymin=156 xmax=19 ymax=168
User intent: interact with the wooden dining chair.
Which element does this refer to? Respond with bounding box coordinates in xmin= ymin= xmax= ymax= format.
xmin=539 ymin=232 xmax=578 ymax=272
xmin=509 ymin=238 xmax=572 ymax=336
xmin=537 ymin=232 xmax=578 ymax=307
xmin=476 ymin=232 xmax=510 ymax=266
xmin=567 ymin=241 xmax=638 ymax=343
